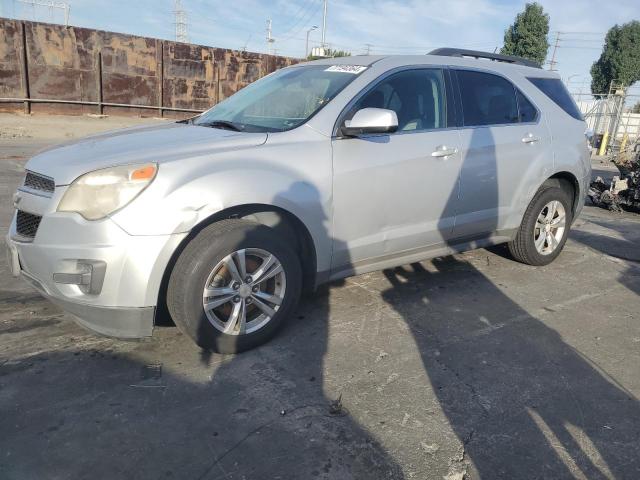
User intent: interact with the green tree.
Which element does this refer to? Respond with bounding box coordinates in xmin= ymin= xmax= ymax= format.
xmin=590 ymin=21 xmax=640 ymax=94
xmin=500 ymin=2 xmax=550 ymax=66
xmin=307 ymin=48 xmax=351 ymax=61
xmin=632 ymin=101 xmax=640 ymax=114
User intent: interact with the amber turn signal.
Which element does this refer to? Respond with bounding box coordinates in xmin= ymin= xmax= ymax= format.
xmin=130 ymin=165 xmax=157 ymax=181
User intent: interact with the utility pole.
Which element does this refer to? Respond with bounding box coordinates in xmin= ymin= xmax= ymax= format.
xmin=321 ymin=0 xmax=328 ymax=48
xmin=364 ymin=43 xmax=373 ymax=55
xmin=266 ymin=19 xmax=275 ymax=55
xmin=173 ymin=0 xmax=189 ymax=43
xmin=549 ymin=31 xmax=561 ymax=71
xmin=305 ymin=25 xmax=318 ymax=58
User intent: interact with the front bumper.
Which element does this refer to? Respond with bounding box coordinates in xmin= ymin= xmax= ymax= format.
xmin=6 ymin=211 xmax=186 ymax=339
xmin=20 ymin=268 xmax=155 ymax=338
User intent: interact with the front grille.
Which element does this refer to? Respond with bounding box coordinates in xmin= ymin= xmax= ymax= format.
xmin=16 ymin=210 xmax=42 ymax=239
xmin=24 ymin=171 xmax=55 ymax=193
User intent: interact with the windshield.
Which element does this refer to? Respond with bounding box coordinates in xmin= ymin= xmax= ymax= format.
xmin=193 ymin=65 xmax=364 ymax=132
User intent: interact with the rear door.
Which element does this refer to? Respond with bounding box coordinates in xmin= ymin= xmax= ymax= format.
xmin=452 ymin=69 xmax=552 ymax=239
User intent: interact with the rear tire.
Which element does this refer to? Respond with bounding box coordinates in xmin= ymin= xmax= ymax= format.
xmin=167 ymin=219 xmax=302 ymax=353
xmin=508 ymin=186 xmax=572 ymax=266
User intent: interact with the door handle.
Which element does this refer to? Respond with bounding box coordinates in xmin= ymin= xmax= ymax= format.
xmin=522 ymin=133 xmax=540 ymax=144
xmin=431 ymin=146 xmax=458 ymax=158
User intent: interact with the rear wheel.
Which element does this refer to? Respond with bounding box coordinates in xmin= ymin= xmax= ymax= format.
xmin=167 ymin=219 xmax=302 ymax=353
xmin=508 ymin=186 xmax=572 ymax=266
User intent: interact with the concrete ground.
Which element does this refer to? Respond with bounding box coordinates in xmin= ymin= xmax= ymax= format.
xmin=1 ymin=113 xmax=639 ymax=480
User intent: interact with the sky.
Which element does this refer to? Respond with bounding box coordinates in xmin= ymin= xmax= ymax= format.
xmin=1 ymin=0 xmax=638 ymax=97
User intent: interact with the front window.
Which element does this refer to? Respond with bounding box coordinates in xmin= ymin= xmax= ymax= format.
xmin=193 ymin=65 xmax=363 ymax=132
xmin=348 ymin=68 xmax=448 ymax=131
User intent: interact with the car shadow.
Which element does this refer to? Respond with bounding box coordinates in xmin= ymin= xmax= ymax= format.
xmin=380 ymin=258 xmax=640 ymax=478
xmin=569 ymin=212 xmax=640 ymax=298
xmin=377 ymin=124 xmax=640 ymax=478
xmin=189 ymin=180 xmax=405 ymax=479
xmin=0 ymin=279 xmax=405 ymax=480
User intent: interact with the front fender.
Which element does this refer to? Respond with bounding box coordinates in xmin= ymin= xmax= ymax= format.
xmin=110 ymin=132 xmax=333 ymax=272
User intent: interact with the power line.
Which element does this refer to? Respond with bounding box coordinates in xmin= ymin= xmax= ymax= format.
xmin=555 ymin=38 xmax=604 ymax=42
xmin=549 ymin=31 xmax=561 ymax=71
xmin=553 ymin=31 xmax=605 ymax=35
xmin=555 ymin=46 xmax=603 ymax=50
xmin=15 ymin=0 xmax=69 ymax=25
xmin=277 ymin=0 xmax=317 ymax=37
xmin=278 ymin=0 xmax=323 ymax=42
xmin=239 ymin=33 xmax=253 ymax=51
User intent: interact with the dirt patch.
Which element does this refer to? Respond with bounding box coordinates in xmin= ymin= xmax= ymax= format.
xmin=0 ymin=112 xmax=166 ymax=143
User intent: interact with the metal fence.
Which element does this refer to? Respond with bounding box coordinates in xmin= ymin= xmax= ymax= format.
xmin=572 ymin=89 xmax=640 ymax=156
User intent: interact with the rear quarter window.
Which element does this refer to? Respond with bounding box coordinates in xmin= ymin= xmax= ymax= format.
xmin=527 ymin=77 xmax=583 ymax=121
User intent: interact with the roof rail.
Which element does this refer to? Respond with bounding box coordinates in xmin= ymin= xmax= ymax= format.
xmin=428 ymin=48 xmax=541 ymax=69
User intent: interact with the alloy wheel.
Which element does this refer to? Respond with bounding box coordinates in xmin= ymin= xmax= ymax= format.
xmin=533 ymin=200 xmax=566 ymax=255
xmin=202 ymin=248 xmax=286 ymax=335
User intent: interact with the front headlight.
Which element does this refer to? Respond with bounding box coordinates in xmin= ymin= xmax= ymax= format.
xmin=57 ymin=163 xmax=157 ymax=220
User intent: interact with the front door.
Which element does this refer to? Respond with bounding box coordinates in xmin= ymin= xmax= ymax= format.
xmin=330 ymin=67 xmax=462 ymax=277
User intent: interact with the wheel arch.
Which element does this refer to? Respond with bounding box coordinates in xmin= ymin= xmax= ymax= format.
xmin=155 ymin=203 xmax=319 ymax=326
xmin=543 ymin=171 xmax=580 ymax=217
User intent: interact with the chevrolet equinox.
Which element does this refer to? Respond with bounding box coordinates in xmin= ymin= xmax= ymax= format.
xmin=6 ymin=49 xmax=591 ymax=352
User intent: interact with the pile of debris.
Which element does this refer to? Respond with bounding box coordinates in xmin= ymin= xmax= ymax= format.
xmin=589 ymin=139 xmax=640 ymax=212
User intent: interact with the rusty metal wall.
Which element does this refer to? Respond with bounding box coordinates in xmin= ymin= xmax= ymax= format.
xmin=0 ymin=18 xmax=298 ymax=117
xmin=0 ymin=20 xmax=25 ymax=102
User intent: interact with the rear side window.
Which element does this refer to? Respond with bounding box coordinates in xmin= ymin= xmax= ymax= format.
xmin=516 ymin=90 xmax=538 ymax=122
xmin=457 ymin=70 xmax=519 ymax=126
xmin=527 ymin=77 xmax=583 ymax=120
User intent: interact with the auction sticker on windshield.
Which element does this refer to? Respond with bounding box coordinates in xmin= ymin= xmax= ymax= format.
xmin=325 ymin=65 xmax=368 ymax=74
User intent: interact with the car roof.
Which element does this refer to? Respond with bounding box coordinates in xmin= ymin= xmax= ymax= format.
xmin=301 ymin=55 xmax=388 ymax=67
xmin=300 ymin=54 xmax=559 ymax=78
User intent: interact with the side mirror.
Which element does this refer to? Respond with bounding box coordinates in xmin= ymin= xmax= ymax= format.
xmin=341 ymin=108 xmax=398 ymax=137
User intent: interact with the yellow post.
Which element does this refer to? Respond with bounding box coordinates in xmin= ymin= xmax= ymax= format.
xmin=620 ymin=133 xmax=629 ymax=153
xmin=598 ymin=132 xmax=609 ymax=156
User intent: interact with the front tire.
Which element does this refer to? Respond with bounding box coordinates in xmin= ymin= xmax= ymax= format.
xmin=508 ymin=185 xmax=573 ymax=266
xmin=167 ymin=219 xmax=302 ymax=353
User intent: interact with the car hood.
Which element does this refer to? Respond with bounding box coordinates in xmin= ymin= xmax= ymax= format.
xmin=25 ymin=122 xmax=268 ymax=185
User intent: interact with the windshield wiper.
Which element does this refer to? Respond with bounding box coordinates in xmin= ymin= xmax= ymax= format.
xmin=196 ymin=120 xmax=243 ymax=132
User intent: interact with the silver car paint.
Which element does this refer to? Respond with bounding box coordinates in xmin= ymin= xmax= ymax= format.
xmin=6 ymin=54 xmax=590 ymax=338
xmin=331 ymin=127 xmax=463 ymax=271
xmin=25 ymin=122 xmax=269 ymax=185
xmin=455 ymin=112 xmax=555 ymax=237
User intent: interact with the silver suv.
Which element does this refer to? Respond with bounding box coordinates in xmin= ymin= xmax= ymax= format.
xmin=6 ymin=49 xmax=591 ymax=352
